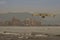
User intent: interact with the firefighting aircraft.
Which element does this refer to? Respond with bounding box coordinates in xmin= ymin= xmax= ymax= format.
xmin=32 ymin=13 xmax=56 ymax=18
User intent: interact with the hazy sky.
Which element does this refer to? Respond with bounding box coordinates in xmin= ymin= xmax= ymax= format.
xmin=0 ymin=0 xmax=60 ymax=13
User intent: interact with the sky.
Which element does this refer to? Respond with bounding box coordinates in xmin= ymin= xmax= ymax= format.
xmin=0 ymin=0 xmax=60 ymax=13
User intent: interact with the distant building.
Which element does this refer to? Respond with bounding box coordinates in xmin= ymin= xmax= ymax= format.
xmin=11 ymin=16 xmax=21 ymax=26
xmin=0 ymin=18 xmax=3 ymax=26
xmin=4 ymin=21 xmax=9 ymax=26
xmin=0 ymin=22 xmax=3 ymax=26
xmin=23 ymin=17 xmax=41 ymax=26
xmin=31 ymin=19 xmax=41 ymax=26
xmin=0 ymin=16 xmax=41 ymax=26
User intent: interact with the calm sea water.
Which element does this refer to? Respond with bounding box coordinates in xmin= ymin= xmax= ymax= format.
xmin=0 ymin=26 xmax=60 ymax=35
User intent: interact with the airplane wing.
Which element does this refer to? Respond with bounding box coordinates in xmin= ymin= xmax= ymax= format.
xmin=32 ymin=14 xmax=40 ymax=16
xmin=32 ymin=13 xmax=56 ymax=18
xmin=32 ymin=14 xmax=56 ymax=16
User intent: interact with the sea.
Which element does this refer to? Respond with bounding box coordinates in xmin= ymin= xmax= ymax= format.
xmin=0 ymin=26 xmax=60 ymax=35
